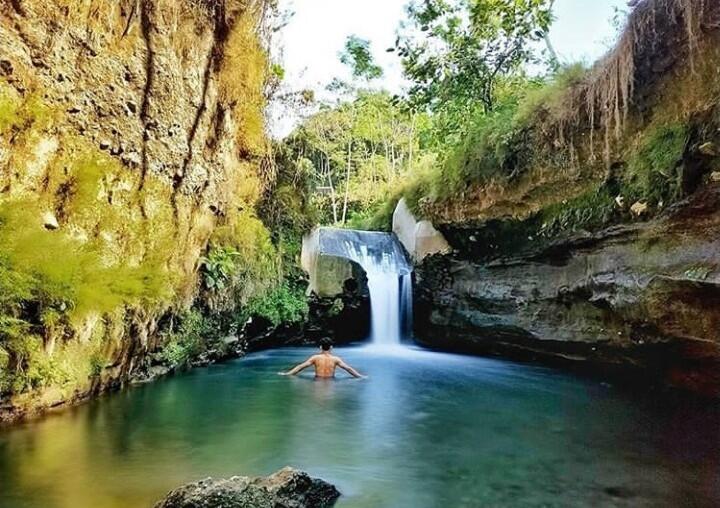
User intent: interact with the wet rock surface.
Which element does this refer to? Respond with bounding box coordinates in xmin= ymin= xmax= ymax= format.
xmin=154 ymin=467 xmax=340 ymax=508
xmin=415 ymin=185 xmax=720 ymax=396
xmin=0 ymin=0 xmax=266 ymax=423
xmin=304 ymin=276 xmax=371 ymax=345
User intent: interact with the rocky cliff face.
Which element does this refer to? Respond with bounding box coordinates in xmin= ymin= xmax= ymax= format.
xmin=405 ymin=0 xmax=720 ymax=396
xmin=415 ymin=184 xmax=720 ymax=396
xmin=0 ymin=0 xmax=270 ymax=421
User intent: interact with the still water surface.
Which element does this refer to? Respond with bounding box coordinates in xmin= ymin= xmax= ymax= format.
xmin=1 ymin=345 xmax=719 ymax=507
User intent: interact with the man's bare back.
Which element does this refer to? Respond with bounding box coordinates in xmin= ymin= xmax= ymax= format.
xmin=279 ymin=339 xmax=366 ymax=379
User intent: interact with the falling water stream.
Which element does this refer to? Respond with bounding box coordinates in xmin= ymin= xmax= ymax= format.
xmin=313 ymin=228 xmax=412 ymax=346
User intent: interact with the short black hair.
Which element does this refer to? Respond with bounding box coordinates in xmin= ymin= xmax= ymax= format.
xmin=319 ymin=337 xmax=333 ymax=351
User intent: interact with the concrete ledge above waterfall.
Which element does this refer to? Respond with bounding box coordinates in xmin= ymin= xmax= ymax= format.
xmin=302 ymin=227 xmax=411 ymax=297
xmin=393 ymin=198 xmax=451 ymax=263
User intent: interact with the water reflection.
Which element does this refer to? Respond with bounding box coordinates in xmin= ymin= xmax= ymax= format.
xmin=1 ymin=346 xmax=719 ymax=507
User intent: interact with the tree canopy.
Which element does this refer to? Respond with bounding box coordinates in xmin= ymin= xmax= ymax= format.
xmin=396 ymin=0 xmax=553 ymax=139
xmin=278 ymin=91 xmax=430 ymax=228
xmin=274 ymin=0 xmax=561 ymax=230
xmin=340 ymin=35 xmax=384 ymax=82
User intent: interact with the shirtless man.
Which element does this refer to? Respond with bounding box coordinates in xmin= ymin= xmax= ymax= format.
xmin=279 ymin=338 xmax=366 ymax=379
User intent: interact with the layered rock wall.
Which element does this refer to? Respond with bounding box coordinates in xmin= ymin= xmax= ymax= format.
xmin=416 ymin=185 xmax=720 ymax=395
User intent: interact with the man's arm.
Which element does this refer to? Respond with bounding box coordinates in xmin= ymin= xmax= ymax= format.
xmin=279 ymin=357 xmax=315 ymax=376
xmin=337 ymin=359 xmax=366 ymax=379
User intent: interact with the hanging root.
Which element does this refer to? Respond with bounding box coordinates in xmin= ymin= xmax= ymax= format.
xmin=551 ymin=0 xmax=716 ymax=165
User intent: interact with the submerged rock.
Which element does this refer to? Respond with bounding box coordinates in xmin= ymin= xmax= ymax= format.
xmin=154 ymin=467 xmax=340 ymax=508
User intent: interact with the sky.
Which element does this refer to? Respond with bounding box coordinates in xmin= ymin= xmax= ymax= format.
xmin=274 ymin=0 xmax=628 ymax=136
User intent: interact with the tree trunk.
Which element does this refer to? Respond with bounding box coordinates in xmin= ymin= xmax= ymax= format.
xmin=324 ymin=152 xmax=338 ymax=224
xmin=408 ymin=114 xmax=415 ymax=174
xmin=544 ymin=33 xmax=559 ymax=71
xmin=546 ymin=0 xmax=559 ymax=70
xmin=342 ymin=140 xmax=352 ymax=224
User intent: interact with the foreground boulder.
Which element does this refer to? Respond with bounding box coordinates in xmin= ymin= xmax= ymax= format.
xmin=154 ymin=467 xmax=340 ymax=508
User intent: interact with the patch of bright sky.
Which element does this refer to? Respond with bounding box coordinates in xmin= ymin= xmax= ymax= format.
xmin=273 ymin=0 xmax=628 ymax=137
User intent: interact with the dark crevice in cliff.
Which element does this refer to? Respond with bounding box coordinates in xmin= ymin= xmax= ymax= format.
xmin=9 ymin=19 xmax=37 ymax=66
xmin=522 ymin=226 xmax=639 ymax=267
xmin=172 ymin=45 xmax=214 ymax=215
xmin=171 ymin=2 xmax=235 ymax=220
xmin=208 ymin=104 xmax=226 ymax=151
xmin=138 ymin=0 xmax=155 ymax=195
xmin=8 ymin=0 xmax=26 ymax=16
xmin=121 ymin=0 xmax=138 ymax=39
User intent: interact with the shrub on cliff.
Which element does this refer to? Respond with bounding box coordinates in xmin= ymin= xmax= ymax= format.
xmin=243 ymin=283 xmax=309 ymax=327
xmin=0 ymin=194 xmax=174 ymax=395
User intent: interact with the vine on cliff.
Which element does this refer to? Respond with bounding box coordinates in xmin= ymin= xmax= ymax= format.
xmin=547 ymin=0 xmax=715 ymax=162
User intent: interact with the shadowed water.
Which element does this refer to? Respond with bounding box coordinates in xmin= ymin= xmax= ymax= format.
xmin=1 ymin=345 xmax=719 ymax=507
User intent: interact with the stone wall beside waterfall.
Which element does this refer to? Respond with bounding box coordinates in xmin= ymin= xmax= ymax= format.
xmin=301 ymin=227 xmax=411 ymax=297
xmin=393 ymin=198 xmax=451 ymax=262
xmin=413 ymin=185 xmax=720 ymax=396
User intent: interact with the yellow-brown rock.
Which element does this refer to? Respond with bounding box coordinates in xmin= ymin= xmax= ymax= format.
xmin=0 ymin=0 xmax=270 ymax=422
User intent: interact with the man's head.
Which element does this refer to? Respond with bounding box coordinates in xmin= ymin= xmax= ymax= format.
xmin=319 ymin=337 xmax=333 ymax=351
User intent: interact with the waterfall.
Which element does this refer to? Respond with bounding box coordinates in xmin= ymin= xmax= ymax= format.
xmin=313 ymin=228 xmax=412 ymax=346
xmin=400 ymin=273 xmax=413 ymax=340
xmin=364 ymin=269 xmax=414 ymax=346
xmin=366 ymin=271 xmax=401 ymax=346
